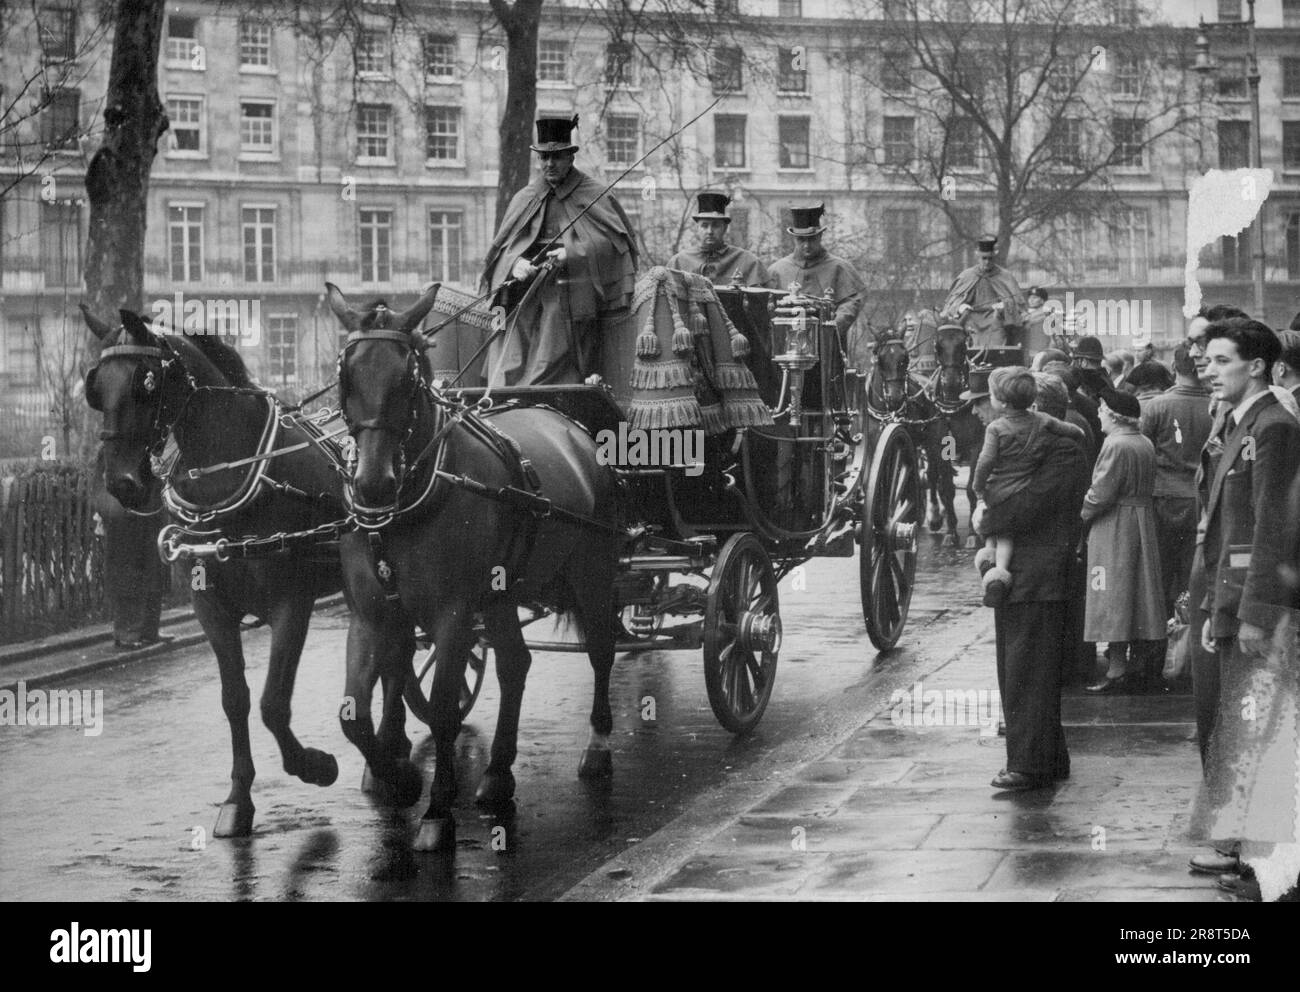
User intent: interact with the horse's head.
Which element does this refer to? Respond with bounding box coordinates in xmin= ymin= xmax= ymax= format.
xmin=934 ymin=322 xmax=969 ymax=403
xmin=874 ymin=337 xmax=911 ymax=410
xmin=83 ymin=305 xmax=183 ymax=510
xmin=328 ymin=282 xmax=440 ymax=510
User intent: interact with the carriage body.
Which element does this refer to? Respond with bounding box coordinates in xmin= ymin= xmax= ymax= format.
xmin=442 ymin=270 xmax=920 ymax=733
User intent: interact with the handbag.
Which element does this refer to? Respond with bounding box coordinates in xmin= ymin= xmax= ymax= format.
xmin=1163 ymin=590 xmax=1192 ymax=680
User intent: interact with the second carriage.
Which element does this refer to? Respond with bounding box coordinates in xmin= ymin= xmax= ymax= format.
xmin=422 ymin=268 xmax=922 ymax=734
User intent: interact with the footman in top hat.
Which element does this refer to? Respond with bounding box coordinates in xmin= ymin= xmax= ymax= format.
xmin=668 ymin=191 xmax=770 ymax=287
xmin=941 ymin=233 xmax=1026 ymax=351
xmin=767 ymin=203 xmax=866 ymax=338
xmin=481 ymin=114 xmax=639 ymax=385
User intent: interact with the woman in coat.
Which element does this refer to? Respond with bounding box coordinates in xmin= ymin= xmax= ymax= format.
xmin=1081 ymin=390 xmax=1167 ymax=693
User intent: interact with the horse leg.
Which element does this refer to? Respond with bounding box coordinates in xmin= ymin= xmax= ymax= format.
xmin=473 ymin=600 xmax=530 ymax=810
xmin=194 ymin=595 xmax=256 ymax=838
xmin=260 ymin=596 xmax=338 ymax=788
xmin=414 ymin=606 xmax=476 ymax=853
xmin=574 ymin=574 xmax=617 ymax=781
xmin=340 ymin=616 xmax=423 ymax=808
xmin=362 ymin=635 xmax=415 ymax=799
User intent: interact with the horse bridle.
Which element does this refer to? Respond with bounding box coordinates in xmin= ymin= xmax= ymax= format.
xmin=87 ymin=335 xmax=194 ymax=463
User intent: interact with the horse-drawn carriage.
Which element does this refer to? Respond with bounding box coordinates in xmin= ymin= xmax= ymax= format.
xmin=413 ymin=266 xmax=922 ymax=736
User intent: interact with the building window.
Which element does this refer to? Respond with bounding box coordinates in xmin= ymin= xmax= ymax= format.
xmin=356 ymin=104 xmax=392 ymax=161
xmin=1114 ymin=55 xmax=1141 ymax=97
xmin=430 ymin=210 xmax=462 ymax=285
xmin=605 ymin=42 xmax=636 ymax=87
xmin=1217 ymin=119 xmax=1250 ymax=168
xmin=425 ymin=106 xmax=460 ymax=161
xmin=779 ymin=0 xmax=803 ymax=15
xmin=1217 ymin=0 xmax=1241 ymax=21
xmin=168 ymin=205 xmax=203 ymax=282
xmin=778 ymin=116 xmax=810 ymax=168
xmin=538 ymin=39 xmax=570 ymax=83
xmin=883 ymin=208 xmax=919 ymax=260
xmin=1216 ymin=56 xmax=1247 ymax=100
xmin=356 ymin=31 xmax=389 ymax=74
xmin=1049 ymin=117 xmax=1082 ymax=167
xmin=41 ymin=89 xmax=80 ymax=150
xmin=882 ymin=115 xmax=914 ymax=166
xmin=359 ymin=209 xmax=392 ymax=283
xmin=1286 ymin=212 xmax=1300 ymax=279
xmin=1283 ymin=121 xmax=1300 ymax=169
xmin=729 ymin=205 xmax=750 ymax=247
xmin=715 ymin=0 xmax=739 ymax=13
xmin=241 ymin=207 xmax=275 ymax=283
xmin=948 ymin=117 xmax=979 ymax=168
xmin=949 ymin=207 xmax=982 ymax=268
xmin=1286 ymin=0 xmax=1300 ymax=29
xmin=1284 ymin=58 xmax=1300 ymax=99
xmin=714 ymin=114 xmax=746 ymax=168
xmin=1048 ymin=61 xmax=1073 ymax=100
xmin=881 ymin=50 xmax=911 ymax=94
xmin=166 ymin=96 xmax=204 ymax=154
xmin=711 ymin=46 xmax=743 ymax=94
xmin=40 ymin=201 xmax=81 ymax=286
xmin=1109 ymin=207 xmax=1149 ymax=282
xmin=239 ymin=101 xmax=276 ymax=154
xmin=606 ymin=114 xmax=639 ymax=165
xmin=38 ymin=6 xmax=77 ymax=60
xmin=1110 ymin=118 xmax=1145 ymax=167
xmin=266 ymin=315 xmax=297 ymax=384
xmin=1110 ymin=0 xmax=1141 ymax=27
xmin=947 ymin=0 xmax=974 ymax=20
xmin=424 ymin=33 xmax=456 ymax=78
xmin=166 ymin=16 xmax=198 ymax=65
xmin=239 ymin=19 xmax=271 ymax=67
xmin=1221 ymin=231 xmax=1250 ymax=279
xmin=777 ymin=45 xmax=807 ymax=93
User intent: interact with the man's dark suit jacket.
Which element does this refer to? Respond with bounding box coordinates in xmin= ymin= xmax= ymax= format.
xmin=1194 ymin=390 xmax=1300 ymax=638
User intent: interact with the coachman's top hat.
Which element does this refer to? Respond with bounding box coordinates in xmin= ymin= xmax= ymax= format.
xmin=1072 ymin=335 xmax=1105 ymax=361
xmin=959 ymin=365 xmax=992 ymax=402
xmin=787 ymin=203 xmax=827 ymax=236
xmin=693 ymin=192 xmax=732 ymax=222
xmin=977 ymin=233 xmax=998 ymax=254
xmin=531 ymin=114 xmax=580 ymax=153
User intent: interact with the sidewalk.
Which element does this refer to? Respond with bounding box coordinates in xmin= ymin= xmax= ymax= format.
xmin=0 ymin=594 xmax=346 ymax=692
xmin=566 ymin=607 xmax=1227 ymax=902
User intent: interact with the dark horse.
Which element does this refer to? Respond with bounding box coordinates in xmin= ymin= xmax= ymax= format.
xmin=931 ymin=322 xmax=988 ymax=548
xmin=326 ymin=283 xmax=623 ymax=852
xmin=82 ymin=306 xmax=367 ymax=837
xmin=863 ymin=338 xmax=958 ymax=546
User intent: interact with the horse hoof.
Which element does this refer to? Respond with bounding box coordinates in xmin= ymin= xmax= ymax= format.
xmin=360 ymin=763 xmax=392 ymax=799
xmin=298 ymin=748 xmax=338 ymax=787
xmin=213 ymin=800 xmax=254 ymax=838
xmin=362 ymin=762 xmax=423 ymax=808
xmin=577 ymin=747 xmax=613 ymax=780
xmin=941 ymin=534 xmax=957 ymax=548
xmin=963 ymin=535 xmax=979 ymax=550
xmin=475 ymin=770 xmax=516 ymax=809
xmin=413 ymin=817 xmax=456 ymax=853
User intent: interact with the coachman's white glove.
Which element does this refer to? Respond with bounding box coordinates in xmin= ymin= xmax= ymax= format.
xmin=511 ymin=256 xmax=538 ymax=281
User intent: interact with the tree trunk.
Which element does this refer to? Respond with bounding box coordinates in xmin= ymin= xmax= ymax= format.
xmin=83 ymin=0 xmax=168 ymax=340
xmin=491 ymin=0 xmax=544 ymax=227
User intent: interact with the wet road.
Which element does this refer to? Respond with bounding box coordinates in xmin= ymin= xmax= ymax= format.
xmin=0 ymin=539 xmax=983 ymax=901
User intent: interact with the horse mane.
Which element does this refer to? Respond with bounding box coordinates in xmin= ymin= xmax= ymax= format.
xmin=178 ymin=332 xmax=256 ymax=387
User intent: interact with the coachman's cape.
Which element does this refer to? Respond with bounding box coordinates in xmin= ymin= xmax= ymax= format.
xmin=481 ymin=167 xmax=638 ymax=385
xmin=940 ymin=261 xmax=1025 ymax=349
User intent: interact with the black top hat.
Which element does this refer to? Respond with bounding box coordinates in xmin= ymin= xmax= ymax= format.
xmin=977 ymin=233 xmax=998 ymax=253
xmin=959 ymin=365 xmax=992 ymax=401
xmin=1072 ymin=335 xmax=1104 ymax=361
xmin=787 ymin=203 xmax=827 ymax=236
xmin=693 ymin=192 xmax=732 ymax=222
xmin=531 ymin=114 xmax=580 ymax=153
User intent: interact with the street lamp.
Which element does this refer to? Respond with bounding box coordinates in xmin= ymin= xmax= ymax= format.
xmin=1193 ymin=0 xmax=1266 ymax=323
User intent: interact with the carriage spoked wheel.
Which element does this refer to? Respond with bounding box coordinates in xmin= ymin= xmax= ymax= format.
xmin=414 ymin=637 xmax=489 ymax=722
xmin=703 ymin=533 xmax=781 ymax=735
xmin=860 ymin=422 xmax=920 ymax=651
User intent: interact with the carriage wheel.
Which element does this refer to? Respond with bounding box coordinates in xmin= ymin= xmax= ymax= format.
xmin=415 ymin=637 xmax=488 ymax=722
xmin=860 ymin=423 xmax=920 ymax=651
xmin=703 ymin=533 xmax=781 ymax=735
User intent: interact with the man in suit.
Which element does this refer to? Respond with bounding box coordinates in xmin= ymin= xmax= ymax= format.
xmin=1274 ymin=329 xmax=1300 ymax=405
xmin=1187 ymin=318 xmax=1300 ymax=879
xmin=667 ymin=192 xmax=769 ymax=287
xmin=974 ymin=381 xmax=1091 ymax=790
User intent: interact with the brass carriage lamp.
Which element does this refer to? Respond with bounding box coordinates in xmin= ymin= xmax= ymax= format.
xmin=772 ymin=286 xmax=820 ymax=426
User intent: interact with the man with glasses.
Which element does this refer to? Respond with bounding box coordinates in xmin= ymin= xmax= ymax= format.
xmin=481 ymin=115 xmax=638 ymax=386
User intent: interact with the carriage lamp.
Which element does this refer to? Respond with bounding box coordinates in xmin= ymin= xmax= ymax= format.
xmin=772 ymin=290 xmax=820 ymax=426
